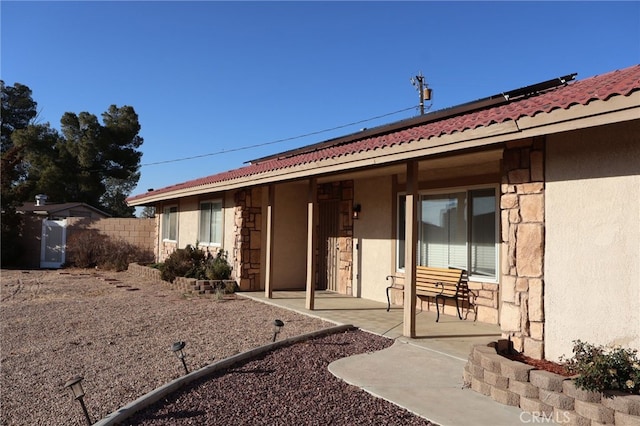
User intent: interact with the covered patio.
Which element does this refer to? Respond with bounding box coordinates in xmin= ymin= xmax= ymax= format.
xmin=240 ymin=290 xmax=501 ymax=360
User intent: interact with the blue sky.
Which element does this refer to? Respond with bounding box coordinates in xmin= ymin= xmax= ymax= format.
xmin=2 ymin=1 xmax=639 ymax=208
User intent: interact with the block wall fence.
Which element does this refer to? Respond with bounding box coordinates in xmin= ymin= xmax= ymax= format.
xmin=16 ymin=216 xmax=156 ymax=268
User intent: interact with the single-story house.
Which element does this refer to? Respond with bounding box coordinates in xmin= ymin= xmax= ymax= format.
xmin=127 ymin=64 xmax=640 ymax=362
xmin=19 ymin=195 xmax=111 ymax=220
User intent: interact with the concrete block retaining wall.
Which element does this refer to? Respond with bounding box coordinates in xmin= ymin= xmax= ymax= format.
xmin=127 ymin=263 xmax=237 ymax=296
xmin=464 ymin=344 xmax=640 ymax=425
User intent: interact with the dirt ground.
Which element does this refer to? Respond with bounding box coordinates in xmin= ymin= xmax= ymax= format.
xmin=0 ymin=268 xmax=334 ymax=425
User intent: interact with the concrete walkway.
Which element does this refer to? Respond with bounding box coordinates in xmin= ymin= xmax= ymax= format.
xmin=240 ymin=290 xmax=525 ymax=426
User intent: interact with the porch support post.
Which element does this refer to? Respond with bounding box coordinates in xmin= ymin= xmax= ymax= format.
xmin=403 ymin=160 xmax=418 ymax=338
xmin=264 ymin=184 xmax=275 ymax=299
xmin=305 ymin=178 xmax=318 ymax=310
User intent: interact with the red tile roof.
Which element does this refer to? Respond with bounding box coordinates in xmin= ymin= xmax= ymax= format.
xmin=128 ymin=64 xmax=640 ymax=202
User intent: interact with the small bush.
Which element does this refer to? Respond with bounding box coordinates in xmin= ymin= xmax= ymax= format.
xmin=159 ymin=245 xmax=234 ymax=284
xmin=561 ymin=340 xmax=640 ymax=394
xmin=66 ymin=231 xmax=154 ymax=271
xmin=205 ymin=250 xmax=232 ymax=280
xmin=160 ymin=244 xmax=207 ymax=283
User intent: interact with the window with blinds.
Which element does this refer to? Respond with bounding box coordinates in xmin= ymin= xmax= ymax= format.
xmin=199 ymin=200 xmax=223 ymax=246
xmin=397 ymin=187 xmax=497 ymax=280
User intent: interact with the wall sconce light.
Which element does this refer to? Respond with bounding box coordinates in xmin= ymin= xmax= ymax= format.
xmin=64 ymin=376 xmax=92 ymax=425
xmin=353 ymin=204 xmax=361 ymax=220
xmin=272 ymin=319 xmax=284 ymax=342
xmin=171 ymin=341 xmax=189 ymax=374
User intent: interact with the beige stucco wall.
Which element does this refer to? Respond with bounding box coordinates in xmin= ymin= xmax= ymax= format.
xmin=223 ymin=192 xmax=235 ymax=256
xmin=545 ymin=121 xmax=640 ymax=361
xmin=157 ymin=193 xmax=236 ymax=263
xmin=177 ymin=196 xmax=199 ymax=248
xmin=271 ymin=182 xmax=308 ymax=289
xmin=354 ymin=175 xmax=394 ymax=302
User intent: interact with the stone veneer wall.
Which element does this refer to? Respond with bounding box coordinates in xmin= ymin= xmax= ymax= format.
xmin=464 ymin=343 xmax=640 ymax=425
xmin=159 ymin=240 xmax=177 ymax=261
xmin=500 ymin=137 xmax=546 ymax=359
xmin=467 ymin=281 xmax=499 ymax=324
xmin=407 ymin=281 xmax=498 ymax=324
xmin=233 ymin=187 xmax=262 ymax=291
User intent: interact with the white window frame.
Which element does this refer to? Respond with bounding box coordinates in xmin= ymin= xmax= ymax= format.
xmin=162 ymin=205 xmax=178 ymax=242
xmin=198 ymin=199 xmax=223 ymax=247
xmin=396 ymin=185 xmax=499 ymax=282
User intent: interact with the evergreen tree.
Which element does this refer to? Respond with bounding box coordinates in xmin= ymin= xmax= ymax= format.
xmin=1 ymin=81 xmax=144 ymax=218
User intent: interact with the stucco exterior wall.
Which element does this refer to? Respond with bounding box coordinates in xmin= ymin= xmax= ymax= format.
xmin=223 ymin=192 xmax=236 ymax=257
xmin=177 ymin=196 xmax=199 ymax=248
xmin=354 ymin=175 xmax=394 ymax=302
xmin=545 ymin=121 xmax=640 ymax=361
xmin=272 ymin=183 xmax=308 ymax=289
xmin=157 ymin=193 xmax=236 ymax=263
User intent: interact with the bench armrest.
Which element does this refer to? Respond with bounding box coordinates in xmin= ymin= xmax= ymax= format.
xmin=434 ymin=281 xmax=447 ymax=295
xmin=385 ymin=275 xmax=404 ymax=290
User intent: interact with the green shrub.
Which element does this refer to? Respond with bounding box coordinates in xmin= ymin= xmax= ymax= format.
xmin=160 ymin=244 xmax=207 ymax=283
xmin=159 ymin=245 xmax=234 ymax=285
xmin=205 ymin=250 xmax=232 ymax=280
xmin=66 ymin=231 xmax=154 ymax=271
xmin=561 ymin=340 xmax=640 ymax=394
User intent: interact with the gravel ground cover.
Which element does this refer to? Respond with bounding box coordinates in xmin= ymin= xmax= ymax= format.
xmin=0 ymin=269 xmax=434 ymax=426
xmin=126 ymin=329 xmax=433 ymax=426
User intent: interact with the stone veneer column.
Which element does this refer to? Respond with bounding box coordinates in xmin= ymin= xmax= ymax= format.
xmin=234 ymin=187 xmax=262 ymax=291
xmin=500 ymin=137 xmax=546 ymax=359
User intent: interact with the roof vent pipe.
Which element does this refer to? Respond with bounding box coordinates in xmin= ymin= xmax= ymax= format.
xmin=35 ymin=194 xmax=48 ymax=207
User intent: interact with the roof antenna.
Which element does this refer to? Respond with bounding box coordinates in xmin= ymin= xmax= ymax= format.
xmin=410 ymin=72 xmax=432 ymax=115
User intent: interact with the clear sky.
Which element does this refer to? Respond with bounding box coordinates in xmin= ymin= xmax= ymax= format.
xmin=2 ymin=1 xmax=639 ymax=209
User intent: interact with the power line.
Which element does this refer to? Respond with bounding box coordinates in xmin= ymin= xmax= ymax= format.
xmin=141 ymin=105 xmax=417 ymax=167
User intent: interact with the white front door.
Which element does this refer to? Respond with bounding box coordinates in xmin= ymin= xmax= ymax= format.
xmin=40 ymin=219 xmax=67 ymax=268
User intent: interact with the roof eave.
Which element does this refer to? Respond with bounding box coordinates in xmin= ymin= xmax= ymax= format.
xmin=127 ymin=91 xmax=640 ymax=207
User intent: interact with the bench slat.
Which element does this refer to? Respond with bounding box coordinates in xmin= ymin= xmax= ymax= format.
xmin=386 ymin=266 xmax=467 ymax=322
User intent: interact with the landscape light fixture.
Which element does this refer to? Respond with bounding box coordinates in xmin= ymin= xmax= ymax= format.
xmin=353 ymin=204 xmax=361 ymax=220
xmin=272 ymin=319 xmax=285 ymax=342
xmin=64 ymin=376 xmax=92 ymax=425
xmin=171 ymin=341 xmax=189 ymax=374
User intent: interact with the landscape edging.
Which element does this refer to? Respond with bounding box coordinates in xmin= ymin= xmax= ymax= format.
xmin=94 ymin=324 xmax=355 ymax=426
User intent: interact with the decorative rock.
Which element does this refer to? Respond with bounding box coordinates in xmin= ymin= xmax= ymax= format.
xmin=500 ymin=303 xmax=522 ymax=332
xmin=515 ymin=223 xmax=544 ymax=277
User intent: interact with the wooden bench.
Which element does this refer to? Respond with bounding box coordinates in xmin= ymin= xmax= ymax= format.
xmin=385 ymin=266 xmax=469 ymax=322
